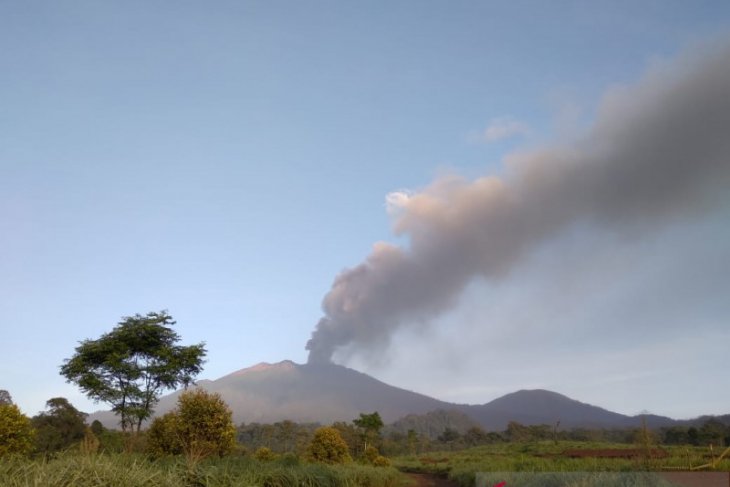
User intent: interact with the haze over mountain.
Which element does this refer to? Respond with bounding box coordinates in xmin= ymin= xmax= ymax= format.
xmin=89 ymin=360 xmax=701 ymax=430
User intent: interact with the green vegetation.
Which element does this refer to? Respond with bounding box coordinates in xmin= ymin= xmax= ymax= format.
xmin=60 ymin=311 xmax=206 ymax=432
xmin=307 ymin=427 xmax=352 ymax=464
xmin=0 ymin=453 xmax=404 ymax=487
xmin=354 ymin=411 xmax=384 ymax=451
xmin=147 ymin=388 xmax=237 ymax=476
xmin=0 ymin=404 xmax=35 ymax=457
xmin=393 ymin=441 xmax=730 ymax=487
xmin=31 ymin=398 xmax=87 ymax=455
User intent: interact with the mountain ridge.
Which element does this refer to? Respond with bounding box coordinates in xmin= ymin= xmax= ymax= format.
xmin=87 ymin=360 xmax=719 ymax=430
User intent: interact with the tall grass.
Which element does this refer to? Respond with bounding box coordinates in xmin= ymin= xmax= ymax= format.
xmin=0 ymin=453 xmax=404 ymax=487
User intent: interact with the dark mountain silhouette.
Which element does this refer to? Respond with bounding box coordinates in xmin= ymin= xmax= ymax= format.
xmin=88 ymin=360 xmax=703 ymax=430
xmin=456 ymin=389 xmax=675 ymax=430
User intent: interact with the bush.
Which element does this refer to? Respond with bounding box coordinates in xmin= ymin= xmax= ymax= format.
xmin=373 ymin=455 xmax=391 ymax=467
xmin=147 ymin=412 xmax=182 ymax=457
xmin=254 ymin=446 xmax=276 ymax=461
xmin=145 ymin=388 xmax=235 ymax=465
xmin=364 ymin=445 xmax=379 ymax=463
xmin=0 ymin=404 xmax=35 ymax=457
xmin=308 ymin=426 xmax=352 ymax=464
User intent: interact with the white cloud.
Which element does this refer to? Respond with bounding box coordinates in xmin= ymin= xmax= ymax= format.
xmin=469 ymin=117 xmax=531 ymax=143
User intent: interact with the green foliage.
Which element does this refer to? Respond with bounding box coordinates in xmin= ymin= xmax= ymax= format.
xmin=330 ymin=421 xmax=360 ymax=458
xmin=237 ymin=421 xmax=319 ymax=456
xmin=698 ymin=419 xmax=729 ymax=446
xmin=372 ymin=454 xmax=391 ymax=467
xmin=146 ymin=412 xmax=182 ymax=457
xmin=89 ymin=420 xmax=104 ymax=437
xmin=308 ymin=426 xmax=352 ymax=464
xmin=354 ymin=412 xmax=384 ymax=433
xmin=354 ymin=411 xmax=384 ymax=453
xmin=175 ymin=388 xmax=236 ymax=460
xmin=363 ymin=445 xmax=391 ymax=467
xmin=147 ymin=388 xmax=235 ymax=465
xmin=59 ymin=310 xmax=206 ymax=432
xmin=364 ymin=445 xmax=379 ymax=463
xmin=31 ymin=397 xmax=87 ymax=455
xmin=254 ymin=446 xmax=276 ymax=461
xmin=0 ymin=404 xmax=35 ymax=457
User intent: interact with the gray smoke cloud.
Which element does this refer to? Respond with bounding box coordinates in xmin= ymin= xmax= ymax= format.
xmin=306 ymin=42 xmax=730 ymax=364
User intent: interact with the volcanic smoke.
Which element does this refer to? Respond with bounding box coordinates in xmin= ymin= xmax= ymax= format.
xmin=306 ymin=42 xmax=730 ymax=364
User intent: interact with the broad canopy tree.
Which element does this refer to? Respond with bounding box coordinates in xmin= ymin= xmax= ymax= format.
xmin=32 ymin=397 xmax=88 ymax=454
xmin=60 ymin=311 xmax=206 ymax=432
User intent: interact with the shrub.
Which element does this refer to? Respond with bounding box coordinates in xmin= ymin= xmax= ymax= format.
xmin=254 ymin=446 xmax=276 ymax=461
xmin=0 ymin=404 xmax=35 ymax=457
xmin=364 ymin=445 xmax=379 ymax=463
xmin=307 ymin=426 xmax=352 ymax=464
xmin=373 ymin=455 xmax=391 ymax=467
xmin=147 ymin=412 xmax=182 ymax=457
xmin=145 ymin=388 xmax=235 ymax=466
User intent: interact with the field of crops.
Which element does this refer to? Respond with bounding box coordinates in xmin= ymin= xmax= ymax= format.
xmin=0 ymin=453 xmax=405 ymax=487
xmin=393 ymin=441 xmax=730 ymax=487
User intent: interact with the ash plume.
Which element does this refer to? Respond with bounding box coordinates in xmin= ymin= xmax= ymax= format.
xmin=306 ymin=43 xmax=730 ymax=364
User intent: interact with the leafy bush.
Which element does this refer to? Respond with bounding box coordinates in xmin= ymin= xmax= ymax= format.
xmin=0 ymin=404 xmax=35 ymax=457
xmin=308 ymin=426 xmax=352 ymax=464
xmin=146 ymin=388 xmax=235 ymax=466
xmin=254 ymin=446 xmax=276 ymax=461
xmin=147 ymin=412 xmax=182 ymax=457
xmin=373 ymin=455 xmax=391 ymax=467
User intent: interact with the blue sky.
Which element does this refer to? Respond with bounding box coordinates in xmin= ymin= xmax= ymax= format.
xmin=2 ymin=1 xmax=729 ymax=420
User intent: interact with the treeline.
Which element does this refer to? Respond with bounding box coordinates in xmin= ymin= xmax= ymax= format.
xmin=233 ymin=416 xmax=730 ymax=457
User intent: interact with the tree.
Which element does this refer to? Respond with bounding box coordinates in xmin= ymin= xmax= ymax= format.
xmin=308 ymin=426 xmax=351 ymax=464
xmin=699 ymin=419 xmax=728 ymax=446
xmin=31 ymin=397 xmax=87 ymax=454
xmin=0 ymin=390 xmax=12 ymax=406
xmin=60 ymin=311 xmax=206 ymax=432
xmin=353 ymin=411 xmax=384 ymax=451
xmin=0 ymin=404 xmax=35 ymax=457
xmin=147 ymin=388 xmax=235 ymax=466
xmin=505 ymin=421 xmax=532 ymax=442
xmin=463 ymin=426 xmax=489 ymax=446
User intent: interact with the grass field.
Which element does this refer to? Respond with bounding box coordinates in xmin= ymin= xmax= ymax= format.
xmin=393 ymin=441 xmax=730 ymax=487
xmin=0 ymin=453 xmax=405 ymax=487
xmin=2 ymin=441 xmax=728 ymax=486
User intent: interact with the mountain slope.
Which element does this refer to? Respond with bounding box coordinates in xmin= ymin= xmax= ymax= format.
xmin=88 ymin=360 xmax=688 ymax=430
xmin=91 ymin=360 xmax=454 ymax=428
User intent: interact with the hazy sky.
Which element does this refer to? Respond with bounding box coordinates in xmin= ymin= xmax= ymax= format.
xmin=2 ymin=1 xmax=729 ymax=420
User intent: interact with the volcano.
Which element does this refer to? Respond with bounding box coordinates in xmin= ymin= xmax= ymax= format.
xmin=88 ymin=360 xmax=682 ymax=430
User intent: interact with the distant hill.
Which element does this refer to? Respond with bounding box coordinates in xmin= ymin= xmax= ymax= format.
xmin=87 ymin=360 xmax=713 ymax=431
xmin=456 ymin=389 xmax=676 ymax=430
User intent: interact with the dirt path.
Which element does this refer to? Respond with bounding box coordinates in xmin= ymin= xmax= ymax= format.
xmin=405 ymin=472 xmax=460 ymax=487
